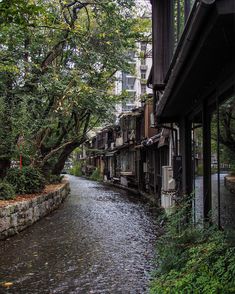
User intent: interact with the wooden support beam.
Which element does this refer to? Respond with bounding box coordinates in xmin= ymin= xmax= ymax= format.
xmin=179 ymin=117 xmax=192 ymax=195
xmin=152 ymin=0 xmax=174 ymax=89
xmin=202 ymin=102 xmax=212 ymax=220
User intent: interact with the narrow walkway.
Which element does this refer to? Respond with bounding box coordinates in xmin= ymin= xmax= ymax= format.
xmin=0 ymin=176 xmax=158 ymax=293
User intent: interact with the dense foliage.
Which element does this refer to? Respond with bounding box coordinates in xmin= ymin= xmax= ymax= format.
xmin=90 ymin=168 xmax=102 ymax=181
xmin=0 ymin=181 xmax=15 ymax=200
xmin=0 ymin=0 xmax=147 ymax=178
xmin=6 ymin=167 xmax=45 ymax=194
xmin=69 ymin=162 xmax=83 ymax=177
xmin=150 ymin=197 xmax=235 ymax=293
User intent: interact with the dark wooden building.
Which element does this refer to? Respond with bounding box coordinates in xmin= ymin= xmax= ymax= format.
xmin=149 ymin=0 xmax=235 ymax=228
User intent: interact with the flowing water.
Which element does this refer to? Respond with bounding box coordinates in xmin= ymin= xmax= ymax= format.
xmin=0 ymin=176 xmax=159 ymax=294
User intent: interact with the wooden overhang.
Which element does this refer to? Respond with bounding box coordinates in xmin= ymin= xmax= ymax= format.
xmin=150 ymin=0 xmax=174 ymax=90
xmin=156 ymin=0 xmax=235 ymax=122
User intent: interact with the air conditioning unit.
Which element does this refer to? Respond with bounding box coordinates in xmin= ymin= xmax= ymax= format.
xmin=162 ymin=166 xmax=175 ymax=192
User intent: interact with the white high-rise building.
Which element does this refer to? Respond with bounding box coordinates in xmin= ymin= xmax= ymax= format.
xmin=115 ymin=0 xmax=152 ymax=115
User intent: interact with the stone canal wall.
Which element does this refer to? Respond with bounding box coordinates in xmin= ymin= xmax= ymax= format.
xmin=0 ymin=181 xmax=70 ymax=240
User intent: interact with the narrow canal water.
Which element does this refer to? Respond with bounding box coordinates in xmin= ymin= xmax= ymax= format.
xmin=0 ymin=176 xmax=159 ymax=294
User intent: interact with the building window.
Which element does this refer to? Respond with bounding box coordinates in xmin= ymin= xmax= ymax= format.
xmin=141 ymin=70 xmax=146 ymax=79
xmin=191 ymin=94 xmax=235 ymax=228
xmin=141 ymin=84 xmax=146 ymax=94
xmin=126 ymin=84 xmax=135 ymax=90
xmin=141 ymin=58 xmax=146 ymax=65
xmin=127 ymin=77 xmax=135 ymax=86
xmin=141 ymin=42 xmax=147 ymax=52
xmin=210 ymin=94 xmax=235 ymax=228
xmin=127 ymin=51 xmax=135 ymax=63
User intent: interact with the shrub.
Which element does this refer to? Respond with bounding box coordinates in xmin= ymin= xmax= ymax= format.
xmin=150 ymin=197 xmax=235 ymax=293
xmin=0 ymin=181 xmax=15 ymax=200
xmin=90 ymin=168 xmax=102 ymax=181
xmin=6 ymin=167 xmax=46 ymax=194
xmin=69 ymin=163 xmax=82 ymax=177
xmin=5 ymin=168 xmax=25 ymax=193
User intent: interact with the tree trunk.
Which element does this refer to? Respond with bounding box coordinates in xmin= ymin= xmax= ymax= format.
xmin=50 ymin=141 xmax=81 ymax=175
xmin=0 ymin=159 xmax=11 ymax=179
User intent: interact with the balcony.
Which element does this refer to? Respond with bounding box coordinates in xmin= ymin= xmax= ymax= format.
xmin=126 ymin=74 xmax=136 ymax=79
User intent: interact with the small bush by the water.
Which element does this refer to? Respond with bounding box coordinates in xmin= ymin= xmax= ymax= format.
xmin=150 ymin=197 xmax=235 ymax=293
xmin=6 ymin=167 xmax=46 ymax=194
xmin=69 ymin=163 xmax=82 ymax=177
xmin=0 ymin=181 xmax=15 ymax=200
xmin=90 ymin=168 xmax=102 ymax=181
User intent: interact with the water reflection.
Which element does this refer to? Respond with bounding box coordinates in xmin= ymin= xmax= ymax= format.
xmin=195 ymin=173 xmax=235 ymax=229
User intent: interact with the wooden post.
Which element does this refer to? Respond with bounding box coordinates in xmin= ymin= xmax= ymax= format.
xmin=179 ymin=118 xmax=193 ymax=195
xmin=202 ymin=102 xmax=212 ymax=221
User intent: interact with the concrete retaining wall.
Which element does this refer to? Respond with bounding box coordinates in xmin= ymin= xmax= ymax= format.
xmin=0 ymin=181 xmax=70 ymax=240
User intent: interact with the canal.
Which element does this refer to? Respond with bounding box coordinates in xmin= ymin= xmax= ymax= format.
xmin=0 ymin=176 xmax=159 ymax=293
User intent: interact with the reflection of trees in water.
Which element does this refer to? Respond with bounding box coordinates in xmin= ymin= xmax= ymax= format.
xmin=211 ymin=96 xmax=235 ymax=171
xmin=219 ymin=96 xmax=235 ymax=171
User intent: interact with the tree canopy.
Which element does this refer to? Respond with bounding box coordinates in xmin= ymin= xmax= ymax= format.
xmin=0 ymin=0 xmax=147 ymax=177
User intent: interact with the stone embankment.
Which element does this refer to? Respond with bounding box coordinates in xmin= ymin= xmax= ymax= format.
xmin=0 ymin=181 xmax=70 ymax=240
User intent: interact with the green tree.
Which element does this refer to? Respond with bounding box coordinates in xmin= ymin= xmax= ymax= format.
xmin=0 ymin=0 xmax=146 ymax=177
